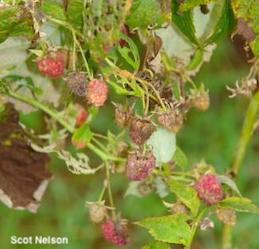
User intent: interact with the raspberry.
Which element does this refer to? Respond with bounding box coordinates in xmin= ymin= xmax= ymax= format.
xmin=87 ymin=202 xmax=107 ymax=223
xmin=115 ymin=105 xmax=131 ymax=128
xmin=76 ymin=109 xmax=88 ymax=127
xmin=66 ymin=72 xmax=88 ymax=96
xmin=216 ymin=208 xmax=236 ymax=226
xmin=157 ymin=111 xmax=183 ymax=133
xmin=171 ymin=201 xmax=188 ymax=215
xmin=36 ymin=51 xmax=65 ymax=78
xmin=137 ymin=182 xmax=153 ymax=196
xmin=195 ymin=174 xmax=224 ymax=205
xmin=191 ymin=91 xmax=210 ymax=111
xmin=86 ymin=79 xmax=109 ymax=107
xmin=126 ymin=151 xmax=156 ymax=181
xmin=129 ymin=118 xmax=155 ymax=145
xmin=101 ymin=219 xmax=128 ymax=246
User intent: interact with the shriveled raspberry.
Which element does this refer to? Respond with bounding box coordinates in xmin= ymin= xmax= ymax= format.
xmin=200 ymin=217 xmax=215 ymax=231
xmin=129 ymin=118 xmax=155 ymax=145
xmin=86 ymin=79 xmax=109 ymax=107
xmin=191 ymin=91 xmax=210 ymax=111
xmin=216 ymin=208 xmax=236 ymax=226
xmin=171 ymin=201 xmax=188 ymax=215
xmin=137 ymin=182 xmax=153 ymax=196
xmin=76 ymin=109 xmax=88 ymax=127
xmin=126 ymin=151 xmax=156 ymax=181
xmin=195 ymin=174 xmax=224 ymax=205
xmin=157 ymin=111 xmax=183 ymax=133
xmin=87 ymin=202 xmax=107 ymax=223
xmin=115 ymin=105 xmax=131 ymax=128
xmin=36 ymin=51 xmax=65 ymax=78
xmin=66 ymin=72 xmax=88 ymax=96
xmin=101 ymin=219 xmax=128 ymax=246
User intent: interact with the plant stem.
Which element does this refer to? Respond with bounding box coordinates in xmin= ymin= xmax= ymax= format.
xmin=105 ymin=162 xmax=116 ymax=218
xmin=222 ymin=225 xmax=232 ymax=249
xmin=232 ymin=90 xmax=259 ymax=176
xmin=8 ymin=90 xmax=75 ymax=133
xmin=185 ymin=208 xmax=207 ymax=249
xmin=222 ymin=90 xmax=259 ymax=249
xmin=7 ymin=90 xmax=125 ymax=163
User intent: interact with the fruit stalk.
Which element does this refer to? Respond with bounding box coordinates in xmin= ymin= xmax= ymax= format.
xmin=223 ymin=89 xmax=259 ymax=249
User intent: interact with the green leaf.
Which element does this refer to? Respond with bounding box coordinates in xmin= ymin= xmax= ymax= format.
xmin=171 ymin=0 xmax=199 ymax=45
xmin=126 ymin=0 xmax=164 ymax=29
xmin=142 ymin=241 xmax=171 ymax=249
xmin=72 ymin=124 xmax=93 ymax=149
xmin=0 ymin=6 xmax=33 ymax=43
xmin=173 ymin=146 xmax=189 ymax=169
xmin=203 ymin=0 xmax=235 ymax=45
xmin=219 ymin=197 xmax=259 ymax=214
xmin=180 ymin=0 xmax=214 ymax=12
xmin=187 ymin=48 xmax=204 ymax=70
xmin=147 ymin=127 xmax=176 ymax=165
xmin=66 ymin=0 xmax=84 ymax=29
xmin=108 ymin=80 xmax=134 ymax=95
xmin=170 ymin=180 xmax=200 ymax=216
xmin=117 ymin=34 xmax=140 ymax=71
xmin=42 ymin=1 xmax=66 ymax=21
xmin=218 ymin=175 xmax=242 ymax=196
xmin=251 ymin=38 xmax=259 ymax=56
xmin=136 ymin=214 xmax=191 ymax=245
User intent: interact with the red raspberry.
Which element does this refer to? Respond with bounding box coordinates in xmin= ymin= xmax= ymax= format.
xmin=36 ymin=51 xmax=65 ymax=78
xmin=126 ymin=151 xmax=156 ymax=181
xmin=195 ymin=174 xmax=223 ymax=205
xmin=86 ymin=79 xmax=108 ymax=107
xmin=76 ymin=109 xmax=88 ymax=127
xmin=101 ymin=219 xmax=128 ymax=246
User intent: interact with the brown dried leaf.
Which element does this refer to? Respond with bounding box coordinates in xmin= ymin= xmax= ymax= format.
xmin=0 ymin=103 xmax=52 ymax=213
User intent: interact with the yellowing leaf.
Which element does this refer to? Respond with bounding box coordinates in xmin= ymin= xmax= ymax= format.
xmin=142 ymin=241 xmax=171 ymax=249
xmin=170 ymin=180 xmax=200 ymax=216
xmin=180 ymin=0 xmax=214 ymax=12
xmin=219 ymin=197 xmax=259 ymax=214
xmin=136 ymin=214 xmax=191 ymax=245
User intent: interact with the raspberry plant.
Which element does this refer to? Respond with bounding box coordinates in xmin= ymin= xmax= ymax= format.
xmin=0 ymin=0 xmax=259 ymax=248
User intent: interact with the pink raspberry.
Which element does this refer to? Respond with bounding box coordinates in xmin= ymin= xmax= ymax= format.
xmin=36 ymin=51 xmax=65 ymax=78
xmin=195 ymin=174 xmax=224 ymax=205
xmin=101 ymin=219 xmax=128 ymax=246
xmin=86 ymin=79 xmax=108 ymax=107
xmin=126 ymin=151 xmax=156 ymax=181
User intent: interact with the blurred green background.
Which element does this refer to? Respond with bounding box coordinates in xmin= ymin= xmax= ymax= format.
xmin=0 ymin=38 xmax=259 ymax=249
